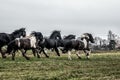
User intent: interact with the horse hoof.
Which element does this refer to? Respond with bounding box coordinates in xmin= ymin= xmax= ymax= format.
xmin=58 ymin=54 xmax=60 ymax=56
xmin=12 ymin=58 xmax=15 ymax=60
xmin=2 ymin=56 xmax=7 ymax=58
xmin=37 ymin=56 xmax=40 ymax=58
xmin=78 ymin=57 xmax=82 ymax=59
xmin=87 ymin=58 xmax=90 ymax=60
xmin=26 ymin=57 xmax=30 ymax=60
xmin=27 ymin=58 xmax=30 ymax=60
xmin=46 ymin=56 xmax=49 ymax=58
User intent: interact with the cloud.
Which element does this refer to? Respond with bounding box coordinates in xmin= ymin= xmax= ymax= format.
xmin=0 ymin=0 xmax=120 ymax=38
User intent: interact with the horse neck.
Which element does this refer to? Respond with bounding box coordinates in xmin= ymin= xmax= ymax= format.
xmin=29 ymin=36 xmax=36 ymax=40
xmin=49 ymin=35 xmax=59 ymax=39
xmin=67 ymin=37 xmax=75 ymax=40
xmin=49 ymin=34 xmax=56 ymax=39
xmin=9 ymin=34 xmax=15 ymax=41
xmin=64 ymin=35 xmax=75 ymax=40
xmin=10 ymin=32 xmax=20 ymax=40
xmin=82 ymin=38 xmax=89 ymax=48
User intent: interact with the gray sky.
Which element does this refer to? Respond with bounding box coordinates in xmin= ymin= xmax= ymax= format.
xmin=0 ymin=0 xmax=120 ymax=39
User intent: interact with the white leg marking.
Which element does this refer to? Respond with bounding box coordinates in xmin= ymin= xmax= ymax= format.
xmin=44 ymin=50 xmax=47 ymax=54
xmin=87 ymin=50 xmax=91 ymax=59
xmin=76 ymin=51 xmax=81 ymax=59
xmin=85 ymin=50 xmax=91 ymax=59
xmin=68 ymin=51 xmax=72 ymax=60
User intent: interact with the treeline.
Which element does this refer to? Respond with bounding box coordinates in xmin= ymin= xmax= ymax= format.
xmin=91 ymin=30 xmax=120 ymax=51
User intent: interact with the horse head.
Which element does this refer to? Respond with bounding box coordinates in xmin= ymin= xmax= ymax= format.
xmin=11 ymin=28 xmax=26 ymax=39
xmin=19 ymin=28 xmax=26 ymax=37
xmin=49 ymin=30 xmax=62 ymax=40
xmin=81 ymin=33 xmax=94 ymax=43
xmin=30 ymin=31 xmax=43 ymax=42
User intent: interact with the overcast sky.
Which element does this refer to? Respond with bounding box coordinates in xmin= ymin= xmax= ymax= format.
xmin=0 ymin=0 xmax=120 ymax=39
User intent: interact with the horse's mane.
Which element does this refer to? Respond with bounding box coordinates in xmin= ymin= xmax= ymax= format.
xmin=12 ymin=28 xmax=25 ymax=35
xmin=49 ymin=30 xmax=61 ymax=39
xmin=64 ymin=34 xmax=76 ymax=40
xmin=50 ymin=30 xmax=60 ymax=36
xmin=83 ymin=33 xmax=94 ymax=43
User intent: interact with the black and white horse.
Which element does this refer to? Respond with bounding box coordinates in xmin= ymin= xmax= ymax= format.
xmin=6 ymin=31 xmax=45 ymax=60
xmin=61 ymin=33 xmax=94 ymax=60
xmin=38 ymin=30 xmax=62 ymax=57
xmin=0 ymin=28 xmax=26 ymax=58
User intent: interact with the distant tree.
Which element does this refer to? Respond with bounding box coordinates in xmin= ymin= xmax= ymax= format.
xmin=109 ymin=40 xmax=116 ymax=50
xmin=108 ymin=30 xmax=116 ymax=41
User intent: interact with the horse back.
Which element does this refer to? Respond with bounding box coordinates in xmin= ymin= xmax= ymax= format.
xmin=19 ymin=39 xmax=31 ymax=48
xmin=44 ymin=39 xmax=57 ymax=48
xmin=0 ymin=33 xmax=10 ymax=45
xmin=70 ymin=40 xmax=84 ymax=50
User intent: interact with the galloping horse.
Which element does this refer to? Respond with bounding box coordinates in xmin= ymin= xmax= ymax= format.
xmin=6 ymin=31 xmax=44 ymax=60
xmin=0 ymin=28 xmax=26 ymax=58
xmin=61 ymin=33 xmax=94 ymax=60
xmin=38 ymin=30 xmax=62 ymax=57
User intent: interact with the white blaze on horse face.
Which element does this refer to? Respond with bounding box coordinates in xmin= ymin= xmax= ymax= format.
xmin=83 ymin=38 xmax=87 ymax=49
xmin=16 ymin=38 xmax=20 ymax=47
xmin=29 ymin=36 xmax=37 ymax=48
xmin=68 ymin=51 xmax=72 ymax=60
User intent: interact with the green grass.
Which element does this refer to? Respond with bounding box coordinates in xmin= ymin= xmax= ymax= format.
xmin=0 ymin=51 xmax=120 ymax=80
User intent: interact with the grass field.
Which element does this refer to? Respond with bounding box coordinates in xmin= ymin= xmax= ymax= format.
xmin=0 ymin=51 xmax=120 ymax=80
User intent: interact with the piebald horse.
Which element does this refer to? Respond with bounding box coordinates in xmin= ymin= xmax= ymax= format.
xmin=6 ymin=31 xmax=44 ymax=60
xmin=0 ymin=28 xmax=26 ymax=58
xmin=61 ymin=33 xmax=94 ymax=60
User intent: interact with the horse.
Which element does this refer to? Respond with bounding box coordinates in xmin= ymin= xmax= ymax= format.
xmin=6 ymin=31 xmax=45 ymax=60
xmin=61 ymin=33 xmax=94 ymax=60
xmin=0 ymin=28 xmax=26 ymax=58
xmin=38 ymin=30 xmax=62 ymax=57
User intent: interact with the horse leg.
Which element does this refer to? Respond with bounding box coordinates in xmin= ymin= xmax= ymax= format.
xmin=76 ymin=51 xmax=81 ymax=59
xmin=36 ymin=49 xmax=41 ymax=58
xmin=87 ymin=49 xmax=91 ymax=59
xmin=32 ymin=48 xmax=41 ymax=58
xmin=68 ymin=51 xmax=72 ymax=60
xmin=0 ymin=47 xmax=6 ymax=58
xmin=55 ymin=48 xmax=60 ymax=56
xmin=42 ymin=49 xmax=49 ymax=58
xmin=32 ymin=49 xmax=36 ymax=57
xmin=12 ymin=50 xmax=16 ymax=60
xmin=21 ymin=49 xmax=30 ymax=60
xmin=84 ymin=49 xmax=91 ymax=59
